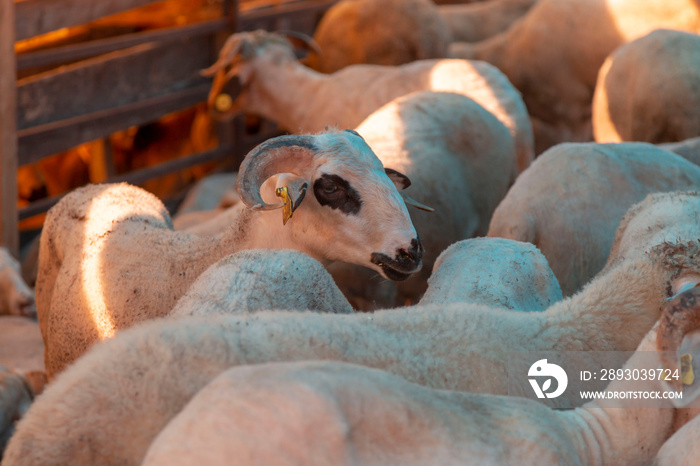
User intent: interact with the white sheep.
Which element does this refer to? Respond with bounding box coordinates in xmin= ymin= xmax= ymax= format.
xmin=449 ymin=0 xmax=700 ymax=153
xmin=0 ymin=248 xmax=35 ymax=318
xmin=655 ymin=410 xmax=700 ymax=465
xmin=177 ymin=91 xmax=519 ymax=308
xmin=419 ymin=237 xmax=562 ymax=311
xmin=140 ymin=293 xmax=700 ymax=466
xmin=6 ymin=192 xmax=700 ymax=464
xmin=487 ymin=142 xmax=700 ymax=296
xmin=439 ymin=0 xmax=539 ymax=43
xmin=169 ymin=249 xmax=353 ymax=317
xmin=37 ymin=129 xmax=422 ymax=378
xmin=660 ymin=136 xmax=700 ymax=167
xmin=171 ymin=172 xmax=238 ymax=231
xmin=203 ymin=29 xmax=534 ymax=174
xmin=0 ymin=316 xmax=44 ymax=374
xmin=329 ymin=90 xmax=518 ymax=307
xmin=593 ymin=29 xmax=700 ymax=145
xmin=307 ymin=0 xmax=451 ymax=73
xmin=0 ymin=368 xmax=36 ymax=456
xmin=174 ymin=172 xmax=238 ymax=216
xmin=7 ymin=276 xmax=700 ymax=465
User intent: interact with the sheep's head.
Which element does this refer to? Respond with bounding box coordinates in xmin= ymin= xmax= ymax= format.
xmin=658 ymin=284 xmax=700 ymax=394
xmin=0 ymin=248 xmax=36 ymax=318
xmin=201 ymin=30 xmax=320 ymax=121
xmin=237 ymin=129 xmax=424 ymax=281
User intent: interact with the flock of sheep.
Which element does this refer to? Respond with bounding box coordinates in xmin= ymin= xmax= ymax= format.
xmin=1 ymin=0 xmax=700 ymax=464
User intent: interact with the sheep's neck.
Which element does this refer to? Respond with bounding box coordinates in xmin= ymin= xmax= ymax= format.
xmin=540 ymin=258 xmax=666 ymax=352
xmin=245 ymin=61 xmax=327 ymax=133
xmin=213 ymin=208 xmax=324 ymax=263
xmin=560 ymin=330 xmax=677 ymax=466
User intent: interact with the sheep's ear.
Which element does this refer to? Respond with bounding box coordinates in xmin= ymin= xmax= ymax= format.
xmin=384 ymin=168 xmax=411 ymax=190
xmin=384 ymin=169 xmax=435 ymax=213
xmin=275 ymin=174 xmax=309 ymax=225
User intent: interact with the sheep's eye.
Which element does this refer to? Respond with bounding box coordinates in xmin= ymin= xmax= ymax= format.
xmin=313 ymin=174 xmax=362 ymax=215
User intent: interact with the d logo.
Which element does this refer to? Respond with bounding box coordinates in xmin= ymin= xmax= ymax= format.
xmin=528 ymin=359 xmax=568 ymax=399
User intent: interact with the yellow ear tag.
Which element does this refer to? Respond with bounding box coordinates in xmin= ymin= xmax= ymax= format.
xmin=275 ymin=186 xmax=294 ymax=225
xmin=681 ymin=353 xmax=695 ymax=386
xmin=214 ymin=93 xmax=233 ymax=113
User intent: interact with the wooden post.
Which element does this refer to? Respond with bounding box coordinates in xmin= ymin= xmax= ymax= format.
xmin=0 ymin=0 xmax=18 ymax=257
xmin=214 ymin=0 xmax=240 ymax=170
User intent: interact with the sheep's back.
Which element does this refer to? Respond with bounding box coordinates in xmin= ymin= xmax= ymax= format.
xmin=488 ymin=142 xmax=700 ymax=296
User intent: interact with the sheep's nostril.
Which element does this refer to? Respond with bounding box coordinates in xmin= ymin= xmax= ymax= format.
xmin=396 ymin=240 xmax=423 ymax=266
xmin=411 ymin=237 xmax=424 ymax=255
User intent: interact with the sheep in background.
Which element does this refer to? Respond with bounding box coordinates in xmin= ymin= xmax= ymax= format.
xmin=7 ymin=264 xmax=700 ymax=466
xmin=140 ymin=290 xmax=700 ymax=466
xmin=660 ymin=136 xmax=700 ymax=167
xmin=488 ymin=142 xmax=700 ymax=296
xmin=329 ymin=91 xmax=518 ymax=307
xmin=306 ymin=0 xmax=450 ymax=73
xmin=439 ymin=0 xmax=539 ymax=43
xmin=0 ymin=317 xmax=44 ymax=374
xmin=8 ymin=192 xmax=700 ymax=465
xmin=37 ymin=129 xmax=423 ymax=378
xmin=0 ymin=248 xmax=35 ymax=318
xmin=169 ymin=249 xmax=353 ymax=317
xmin=593 ymin=29 xmax=700 ymax=145
xmin=0 ymin=368 xmax=39 ymax=457
xmin=204 ymin=30 xmax=534 ymax=174
xmin=171 ymin=172 xmax=238 ymax=231
xmin=449 ymin=0 xmax=700 ymax=153
xmin=419 ymin=237 xmax=562 ymax=311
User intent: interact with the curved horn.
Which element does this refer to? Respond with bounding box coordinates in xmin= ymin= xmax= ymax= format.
xmin=200 ymin=34 xmax=248 ymax=77
xmin=237 ymin=135 xmax=319 ymax=211
xmin=657 ymin=284 xmax=700 ymax=391
xmin=278 ymin=30 xmax=322 ymax=57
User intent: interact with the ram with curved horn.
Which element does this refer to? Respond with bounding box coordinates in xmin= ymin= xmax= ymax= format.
xmin=34 ymin=128 xmax=424 ymax=378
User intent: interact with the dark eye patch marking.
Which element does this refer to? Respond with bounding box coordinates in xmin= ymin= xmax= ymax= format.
xmin=313 ymin=174 xmax=362 ymax=215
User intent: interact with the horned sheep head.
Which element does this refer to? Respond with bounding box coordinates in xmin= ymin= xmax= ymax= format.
xmin=236 ymin=129 xmax=427 ymax=281
xmin=200 ymin=30 xmax=319 ymax=120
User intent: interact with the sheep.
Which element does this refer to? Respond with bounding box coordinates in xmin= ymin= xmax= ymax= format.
xmin=660 ymin=136 xmax=700 ymax=167
xmin=449 ymin=0 xmax=700 ymax=153
xmin=7 ymin=191 xmax=700 ymax=464
xmin=0 ymin=317 xmax=44 ymax=374
xmin=171 ymin=173 xmax=238 ymax=233
xmin=173 ymin=172 xmax=238 ymax=216
xmin=6 ymin=272 xmax=700 ymax=466
xmin=306 ymin=0 xmax=451 ymax=73
xmin=439 ymin=0 xmax=539 ymax=43
xmin=419 ymin=237 xmax=562 ymax=311
xmin=203 ymin=29 xmax=534 ymax=174
xmin=593 ymin=29 xmax=700 ymax=146
xmin=0 ymin=368 xmax=36 ymax=456
xmin=329 ymin=90 xmax=518 ymax=307
xmin=177 ymin=91 xmax=519 ymax=308
xmin=487 ymin=142 xmax=700 ymax=296
xmin=655 ymin=411 xmax=700 ymax=465
xmin=0 ymin=248 xmax=35 ymax=318
xmin=37 ymin=129 xmax=423 ymax=378
xmin=140 ymin=290 xmax=700 ymax=466
xmin=169 ymin=249 xmax=353 ymax=317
